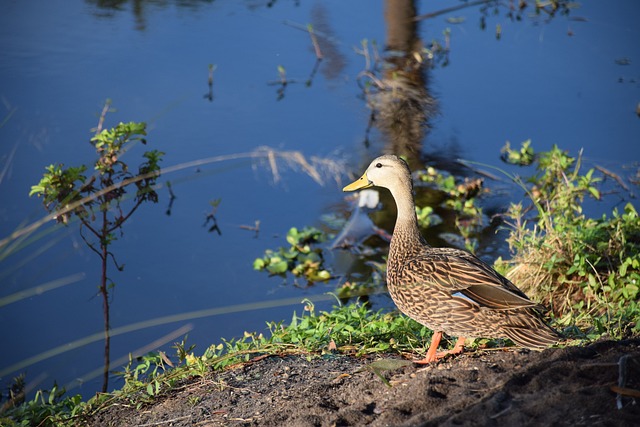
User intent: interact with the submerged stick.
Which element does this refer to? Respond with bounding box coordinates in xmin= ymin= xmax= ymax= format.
xmin=307 ymin=24 xmax=323 ymax=59
xmin=595 ymin=165 xmax=631 ymax=193
xmin=414 ymin=0 xmax=492 ymax=21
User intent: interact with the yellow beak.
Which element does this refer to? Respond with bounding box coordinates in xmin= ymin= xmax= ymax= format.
xmin=343 ymin=174 xmax=373 ymax=192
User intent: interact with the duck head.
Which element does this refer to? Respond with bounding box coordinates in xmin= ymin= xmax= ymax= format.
xmin=343 ymin=154 xmax=413 ymax=193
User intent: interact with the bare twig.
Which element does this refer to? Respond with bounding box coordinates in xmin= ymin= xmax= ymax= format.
xmin=165 ymin=181 xmax=177 ymax=216
xmin=93 ymin=100 xmax=112 ymax=135
xmin=239 ymin=220 xmax=260 ymax=238
xmin=66 ymin=324 xmax=192 ymax=392
xmin=307 ymin=24 xmax=323 ymax=59
xmin=414 ymin=0 xmax=493 ymax=21
xmin=456 ymin=159 xmax=503 ymax=181
xmin=134 ymin=415 xmax=192 ymax=427
xmin=595 ymin=165 xmax=631 ymax=192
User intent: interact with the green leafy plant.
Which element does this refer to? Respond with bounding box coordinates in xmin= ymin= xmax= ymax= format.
xmin=180 ymin=299 xmax=436 ymax=372
xmin=253 ymin=227 xmax=332 ymax=283
xmin=1 ymin=338 xmax=205 ymax=425
xmin=495 ymin=143 xmax=640 ymax=338
xmin=0 ymin=381 xmax=84 ymax=427
xmin=266 ymin=300 xmax=433 ymax=357
xmin=29 ymin=103 xmax=164 ymax=392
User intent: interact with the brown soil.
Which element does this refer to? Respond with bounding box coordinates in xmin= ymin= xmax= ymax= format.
xmin=88 ymin=338 xmax=640 ymax=426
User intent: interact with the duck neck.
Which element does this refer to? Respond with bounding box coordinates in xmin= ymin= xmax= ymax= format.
xmin=388 ymin=182 xmax=427 ymax=261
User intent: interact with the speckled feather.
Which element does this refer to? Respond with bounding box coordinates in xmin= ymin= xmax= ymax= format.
xmin=350 ymin=154 xmax=559 ymax=350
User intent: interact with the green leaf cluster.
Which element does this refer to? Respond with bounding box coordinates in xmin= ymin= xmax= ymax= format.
xmin=116 ymin=352 xmax=173 ymax=396
xmin=415 ymin=205 xmax=437 ymax=228
xmin=29 ymin=165 xmax=89 ymax=224
xmin=30 ymin=121 xmax=164 ymax=226
xmin=501 ymin=139 xmax=535 ymax=166
xmin=253 ymin=227 xmax=332 ymax=283
xmin=416 ymin=166 xmax=486 ymax=252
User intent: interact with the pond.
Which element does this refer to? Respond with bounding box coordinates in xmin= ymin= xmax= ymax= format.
xmin=1 ymin=0 xmax=638 ymax=398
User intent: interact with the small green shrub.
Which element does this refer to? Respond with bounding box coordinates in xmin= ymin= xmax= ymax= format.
xmin=497 ymin=142 xmax=640 ymax=338
xmin=29 ymin=106 xmax=164 ymax=392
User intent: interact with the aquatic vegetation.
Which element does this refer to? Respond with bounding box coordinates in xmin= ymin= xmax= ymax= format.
xmin=416 ymin=166 xmax=487 ymax=253
xmin=501 ymin=139 xmax=535 ymax=166
xmin=253 ymin=226 xmax=332 ymax=283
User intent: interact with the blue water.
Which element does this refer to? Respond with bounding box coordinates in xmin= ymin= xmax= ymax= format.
xmin=1 ymin=0 xmax=638 ymax=398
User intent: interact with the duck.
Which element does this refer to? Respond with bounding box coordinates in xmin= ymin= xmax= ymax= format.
xmin=343 ymin=154 xmax=559 ymax=363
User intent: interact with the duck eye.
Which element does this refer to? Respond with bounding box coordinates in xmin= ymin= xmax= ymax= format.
xmin=375 ymin=163 xmax=382 ymax=168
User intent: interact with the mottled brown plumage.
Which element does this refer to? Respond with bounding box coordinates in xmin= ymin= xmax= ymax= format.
xmin=343 ymin=154 xmax=559 ymax=362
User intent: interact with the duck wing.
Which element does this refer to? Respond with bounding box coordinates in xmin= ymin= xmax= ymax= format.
xmin=400 ymin=248 xmax=539 ymax=311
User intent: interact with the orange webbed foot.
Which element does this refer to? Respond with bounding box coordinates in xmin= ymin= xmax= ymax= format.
xmin=413 ymin=334 xmax=466 ymax=364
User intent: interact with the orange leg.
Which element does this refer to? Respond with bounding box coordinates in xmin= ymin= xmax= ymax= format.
xmin=414 ymin=333 xmax=466 ymax=364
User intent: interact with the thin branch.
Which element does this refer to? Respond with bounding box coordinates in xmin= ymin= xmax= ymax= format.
xmin=107 ymin=251 xmax=124 ymax=271
xmin=414 ymin=0 xmax=494 ymax=21
xmin=93 ymin=100 xmax=112 ymax=135
xmin=80 ymin=216 xmax=102 ymax=239
xmin=79 ymin=225 xmax=102 ymax=259
xmin=106 ymin=199 xmax=144 ymax=234
xmin=165 ymin=181 xmax=177 ymax=216
xmin=239 ymin=220 xmax=260 ymax=239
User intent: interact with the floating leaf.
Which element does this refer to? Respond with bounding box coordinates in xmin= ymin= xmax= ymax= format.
xmin=267 ymin=260 xmax=289 ymax=275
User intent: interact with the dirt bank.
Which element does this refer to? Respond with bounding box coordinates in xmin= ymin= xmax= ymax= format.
xmin=88 ymin=338 xmax=639 ymax=426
